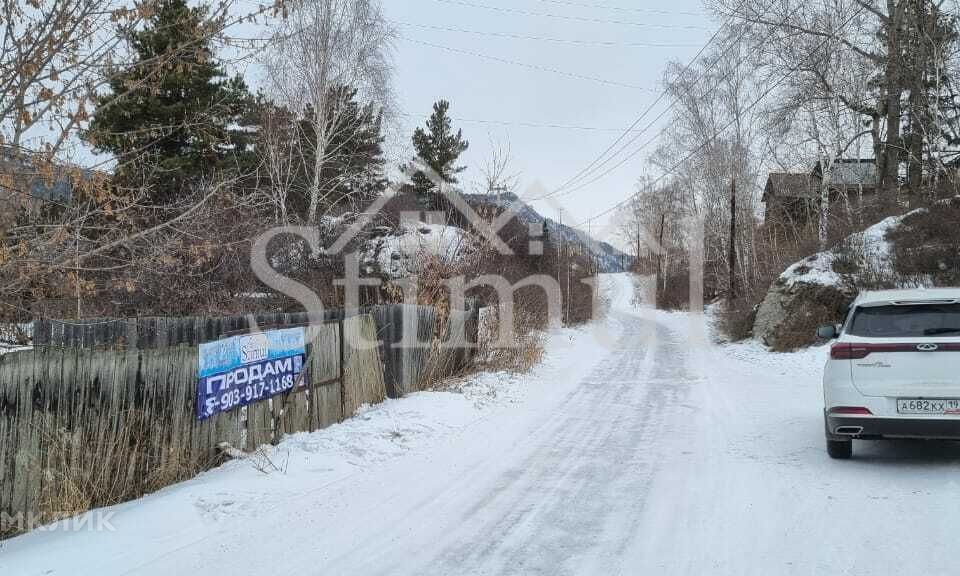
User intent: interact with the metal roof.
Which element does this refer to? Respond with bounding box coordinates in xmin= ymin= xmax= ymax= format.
xmin=764 ymin=159 xmax=878 ymax=202
xmin=814 ymin=159 xmax=878 ymax=188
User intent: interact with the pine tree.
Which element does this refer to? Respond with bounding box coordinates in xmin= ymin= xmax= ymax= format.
xmin=85 ymin=0 xmax=253 ymax=203
xmin=405 ymin=100 xmax=469 ymax=210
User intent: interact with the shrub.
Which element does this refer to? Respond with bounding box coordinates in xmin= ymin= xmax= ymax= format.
xmin=888 ymin=197 xmax=960 ymax=286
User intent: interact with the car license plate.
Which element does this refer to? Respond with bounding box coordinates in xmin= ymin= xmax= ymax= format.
xmin=897 ymin=398 xmax=960 ymax=415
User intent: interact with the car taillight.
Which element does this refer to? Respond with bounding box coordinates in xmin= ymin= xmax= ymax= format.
xmin=830 ymin=343 xmax=871 ymax=360
xmin=830 ymin=342 xmax=929 ymax=359
xmin=829 ymin=406 xmax=873 ymax=415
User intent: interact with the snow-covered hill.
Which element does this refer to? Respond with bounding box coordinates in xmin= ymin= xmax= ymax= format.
xmin=362 ymin=222 xmax=472 ymax=279
xmin=464 ymin=192 xmax=631 ymax=273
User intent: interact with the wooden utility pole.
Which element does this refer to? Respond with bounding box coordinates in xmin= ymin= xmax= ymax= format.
xmin=728 ymin=177 xmax=738 ymax=299
xmin=636 ymin=223 xmax=641 ymax=272
xmin=656 ymin=213 xmax=665 ymax=290
xmin=558 ymin=210 xmax=565 ymax=322
xmin=587 ymin=220 xmax=595 ymax=275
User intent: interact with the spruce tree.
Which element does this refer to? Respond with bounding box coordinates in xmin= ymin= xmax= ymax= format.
xmin=406 ymin=100 xmax=469 ymax=210
xmin=86 ymin=0 xmax=253 ymax=203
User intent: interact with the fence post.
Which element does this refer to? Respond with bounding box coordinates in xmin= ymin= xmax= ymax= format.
xmin=338 ymin=319 xmax=345 ymax=422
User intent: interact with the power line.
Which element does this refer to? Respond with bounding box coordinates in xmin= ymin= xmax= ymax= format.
xmin=575 ymin=4 xmax=870 ymax=228
xmin=530 ymin=4 xmax=752 ymax=201
xmin=539 ymin=109 xmax=673 ymax=201
xmin=400 ymin=36 xmax=651 ymax=90
xmin=398 ymin=112 xmax=651 ymax=132
xmin=560 ymin=1 xmax=813 ymax=209
xmin=534 ymin=0 xmax=794 ymax=201
xmin=432 ymin=0 xmax=709 ymax=30
xmin=544 ymin=36 xmax=771 ymax=200
xmin=392 ymin=22 xmax=701 ymax=48
xmin=531 ymin=0 xmax=703 ymax=17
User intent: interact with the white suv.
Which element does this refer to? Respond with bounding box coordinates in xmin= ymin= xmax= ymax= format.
xmin=819 ymin=289 xmax=960 ymax=459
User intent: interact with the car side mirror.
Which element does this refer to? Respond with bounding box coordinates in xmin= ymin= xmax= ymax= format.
xmin=816 ymin=324 xmax=838 ymax=340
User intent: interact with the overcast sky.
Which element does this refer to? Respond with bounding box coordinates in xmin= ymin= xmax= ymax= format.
xmin=381 ymin=0 xmax=717 ymax=245
xmin=59 ymin=0 xmax=718 ymax=249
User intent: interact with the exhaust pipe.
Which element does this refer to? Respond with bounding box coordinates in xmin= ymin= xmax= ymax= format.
xmin=835 ymin=426 xmax=863 ymax=436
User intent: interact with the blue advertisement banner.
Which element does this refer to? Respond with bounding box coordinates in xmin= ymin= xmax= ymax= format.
xmin=196 ymin=328 xmax=306 ymax=420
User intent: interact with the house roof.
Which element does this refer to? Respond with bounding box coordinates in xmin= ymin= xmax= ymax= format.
xmin=762 ymin=172 xmax=816 ymax=201
xmin=763 ymin=159 xmax=879 ymax=203
xmin=814 ymin=158 xmax=877 ymax=188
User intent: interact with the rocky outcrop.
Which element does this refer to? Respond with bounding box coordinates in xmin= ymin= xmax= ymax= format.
xmin=753 ymin=274 xmax=854 ymax=351
xmin=753 ymin=215 xmax=911 ymax=351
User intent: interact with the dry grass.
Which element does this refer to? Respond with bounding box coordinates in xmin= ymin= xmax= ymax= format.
xmin=888 ymin=197 xmax=960 ymax=286
xmin=717 ymin=290 xmax=764 ymax=342
xmin=245 ymin=445 xmax=289 ymax=475
xmin=715 ymin=197 xmax=919 ymax=342
xmin=5 ymin=411 xmax=216 ymax=539
xmin=472 ymin=307 xmax=546 ymax=375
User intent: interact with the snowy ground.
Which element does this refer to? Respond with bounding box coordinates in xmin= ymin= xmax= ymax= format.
xmin=5 ymin=274 xmax=960 ymax=575
xmin=0 ymin=322 xmax=32 ymax=354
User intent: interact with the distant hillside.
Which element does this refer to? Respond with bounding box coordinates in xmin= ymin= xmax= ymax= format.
xmin=463 ymin=192 xmax=631 ymax=273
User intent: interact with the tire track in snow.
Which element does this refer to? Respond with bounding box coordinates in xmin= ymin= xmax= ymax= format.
xmin=378 ymin=309 xmax=697 ymax=575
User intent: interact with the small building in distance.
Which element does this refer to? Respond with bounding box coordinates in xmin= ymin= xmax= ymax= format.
xmin=761 ymin=172 xmax=818 ymax=227
xmin=762 ymin=159 xmax=878 ymax=227
xmin=0 ymin=145 xmax=91 ymax=234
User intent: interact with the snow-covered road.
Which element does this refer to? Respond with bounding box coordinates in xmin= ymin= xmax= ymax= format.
xmin=5 ymin=274 xmax=960 ymax=575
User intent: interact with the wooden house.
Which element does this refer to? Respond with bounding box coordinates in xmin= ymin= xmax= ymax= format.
xmin=763 ymin=159 xmax=879 ymax=227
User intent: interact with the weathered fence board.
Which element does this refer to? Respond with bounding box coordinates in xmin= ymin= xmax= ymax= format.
xmin=31 ymin=302 xmax=479 ymax=401
xmin=342 ymin=315 xmax=387 ymax=419
xmin=305 ymin=323 xmax=341 ymax=432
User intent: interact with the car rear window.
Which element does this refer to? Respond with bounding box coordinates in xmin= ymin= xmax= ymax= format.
xmin=848 ymin=304 xmax=960 ymax=337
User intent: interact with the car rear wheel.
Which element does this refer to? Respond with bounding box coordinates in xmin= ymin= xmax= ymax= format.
xmin=827 ymin=438 xmax=852 ymax=459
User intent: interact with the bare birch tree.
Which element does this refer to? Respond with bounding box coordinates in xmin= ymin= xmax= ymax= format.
xmin=257 ymin=103 xmax=302 ymax=224
xmin=715 ymin=0 xmax=960 ymax=192
xmin=652 ymin=26 xmax=763 ymax=292
xmin=265 ymin=0 xmax=394 ymax=225
xmin=477 ymin=137 xmax=520 ymax=198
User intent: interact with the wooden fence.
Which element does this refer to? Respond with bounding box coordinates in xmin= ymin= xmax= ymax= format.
xmin=31 ymin=303 xmax=480 ymax=399
xmin=0 ymin=315 xmax=384 ymax=537
xmin=31 ymin=310 xmax=344 ymax=350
